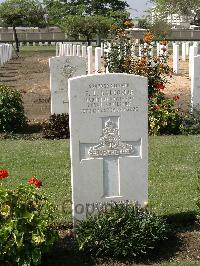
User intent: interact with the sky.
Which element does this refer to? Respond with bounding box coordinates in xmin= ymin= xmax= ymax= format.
xmin=127 ymin=0 xmax=153 ymax=17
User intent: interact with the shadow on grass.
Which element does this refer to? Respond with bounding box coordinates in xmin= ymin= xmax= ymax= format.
xmin=164 ymin=211 xmax=197 ymax=228
xmin=0 ymin=122 xmax=46 ymax=140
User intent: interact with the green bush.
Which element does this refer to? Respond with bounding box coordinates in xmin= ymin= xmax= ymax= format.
xmin=0 ymin=186 xmax=58 ymax=266
xmin=0 ymin=85 xmax=27 ymax=132
xmin=149 ymin=92 xmax=182 ymax=135
xmin=75 ymin=202 xmax=169 ymax=259
xmin=43 ymin=113 xmax=70 ymax=139
xmin=181 ymin=108 xmax=200 ymax=135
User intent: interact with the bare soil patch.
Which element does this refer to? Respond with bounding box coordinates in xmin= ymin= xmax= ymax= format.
xmin=0 ymin=50 xmax=53 ymax=122
xmin=0 ymin=52 xmax=192 ymax=122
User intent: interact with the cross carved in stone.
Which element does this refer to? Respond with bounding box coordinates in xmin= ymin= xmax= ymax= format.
xmin=79 ymin=116 xmax=141 ymax=198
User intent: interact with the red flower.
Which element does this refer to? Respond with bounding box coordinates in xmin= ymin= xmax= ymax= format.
xmin=155 ymin=83 xmax=165 ymax=91
xmin=28 ymin=176 xmax=42 ymax=188
xmin=173 ymin=95 xmax=180 ymax=101
xmin=153 ymin=105 xmax=160 ymax=110
xmin=34 ymin=179 xmax=42 ymax=188
xmin=0 ymin=169 xmax=9 ymax=179
xmin=161 ymin=47 xmax=167 ymax=52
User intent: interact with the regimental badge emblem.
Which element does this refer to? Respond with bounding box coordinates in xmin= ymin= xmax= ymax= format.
xmin=61 ymin=59 xmax=77 ymax=78
xmin=88 ymin=119 xmax=134 ymax=157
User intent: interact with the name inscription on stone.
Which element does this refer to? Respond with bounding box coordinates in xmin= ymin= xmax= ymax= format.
xmin=81 ymin=82 xmax=139 ymax=114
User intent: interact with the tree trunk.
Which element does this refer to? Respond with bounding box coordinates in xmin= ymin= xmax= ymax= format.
xmin=13 ymin=25 xmax=19 ymax=54
xmin=96 ymin=33 xmax=101 ymax=47
xmin=87 ymin=35 xmax=91 ymax=46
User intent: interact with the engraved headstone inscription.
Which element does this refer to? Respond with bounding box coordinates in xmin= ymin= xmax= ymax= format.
xmin=49 ymin=56 xmax=86 ymax=114
xmin=68 ymin=73 xmax=148 ymax=224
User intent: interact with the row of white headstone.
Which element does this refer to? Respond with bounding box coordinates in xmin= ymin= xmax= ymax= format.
xmin=51 ymin=40 xmax=200 ymax=116
xmin=50 ymin=43 xmax=107 ymax=115
xmin=0 ymin=43 xmax=12 ymax=66
xmin=172 ymin=41 xmax=199 ymax=75
xmin=56 ymin=42 xmax=104 ymax=74
xmin=171 ymin=41 xmax=200 ymax=110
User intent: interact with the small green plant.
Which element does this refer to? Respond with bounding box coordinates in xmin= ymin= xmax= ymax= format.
xmin=43 ymin=113 xmax=70 ymax=139
xmin=181 ymin=108 xmax=200 ymax=135
xmin=75 ymin=202 xmax=169 ymax=259
xmin=0 ymin=84 xmax=27 ymax=132
xmin=149 ymin=93 xmax=182 ymax=135
xmin=0 ymin=169 xmax=58 ymax=266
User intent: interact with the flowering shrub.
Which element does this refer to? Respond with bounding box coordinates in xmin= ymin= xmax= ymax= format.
xmin=76 ymin=202 xmax=169 ymax=259
xmin=149 ymin=93 xmax=182 ymax=135
xmin=105 ymin=30 xmax=182 ymax=135
xmin=0 ymin=169 xmax=58 ymax=266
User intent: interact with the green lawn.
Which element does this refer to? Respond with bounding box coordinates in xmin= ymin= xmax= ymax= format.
xmin=20 ymin=45 xmax=56 ymax=53
xmin=0 ymin=135 xmax=200 ymax=223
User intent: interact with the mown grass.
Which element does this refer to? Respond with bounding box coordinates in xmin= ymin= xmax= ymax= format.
xmin=0 ymin=135 xmax=200 ymax=224
xmin=20 ymin=45 xmax=56 ymax=52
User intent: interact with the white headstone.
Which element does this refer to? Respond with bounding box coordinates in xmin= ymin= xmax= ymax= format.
xmin=68 ymin=73 xmax=148 ymax=224
xmin=191 ymin=55 xmax=200 ymax=110
xmin=189 ymin=45 xmax=198 ymax=78
xmin=173 ymin=44 xmax=179 ymax=74
xmin=56 ymin=42 xmax=60 ymax=56
xmin=95 ymin=47 xmax=102 ymax=73
xmin=73 ymin=45 xmax=77 ymax=56
xmin=77 ymin=45 xmax=81 ymax=57
xmin=182 ymin=42 xmax=186 ymax=61
xmin=69 ymin=44 xmax=73 ymax=56
xmin=82 ymin=46 xmax=87 ymax=58
xmin=63 ymin=44 xmax=67 ymax=56
xmin=49 ymin=56 xmax=86 ymax=114
xmin=186 ymin=42 xmax=190 ymax=56
xmin=87 ymin=46 xmax=93 ymax=74
xmin=101 ymin=42 xmax=104 ymax=57
xmin=157 ymin=42 xmax=160 ymax=57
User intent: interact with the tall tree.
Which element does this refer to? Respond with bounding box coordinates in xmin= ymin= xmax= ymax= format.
xmin=151 ymin=0 xmax=200 ymax=23
xmin=44 ymin=0 xmax=130 ymax=44
xmin=59 ymin=15 xmax=114 ymax=44
xmin=73 ymin=0 xmax=129 ymax=16
xmin=0 ymin=0 xmax=46 ymax=53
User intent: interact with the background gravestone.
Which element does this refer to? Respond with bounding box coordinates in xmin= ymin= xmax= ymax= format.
xmin=68 ymin=73 xmax=148 ymax=223
xmin=49 ymin=56 xmax=86 ymax=114
xmin=191 ymin=55 xmax=200 ymax=110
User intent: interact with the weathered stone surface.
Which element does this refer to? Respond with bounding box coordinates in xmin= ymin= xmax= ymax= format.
xmin=49 ymin=56 xmax=86 ymax=114
xmin=68 ymin=73 xmax=148 ymax=224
